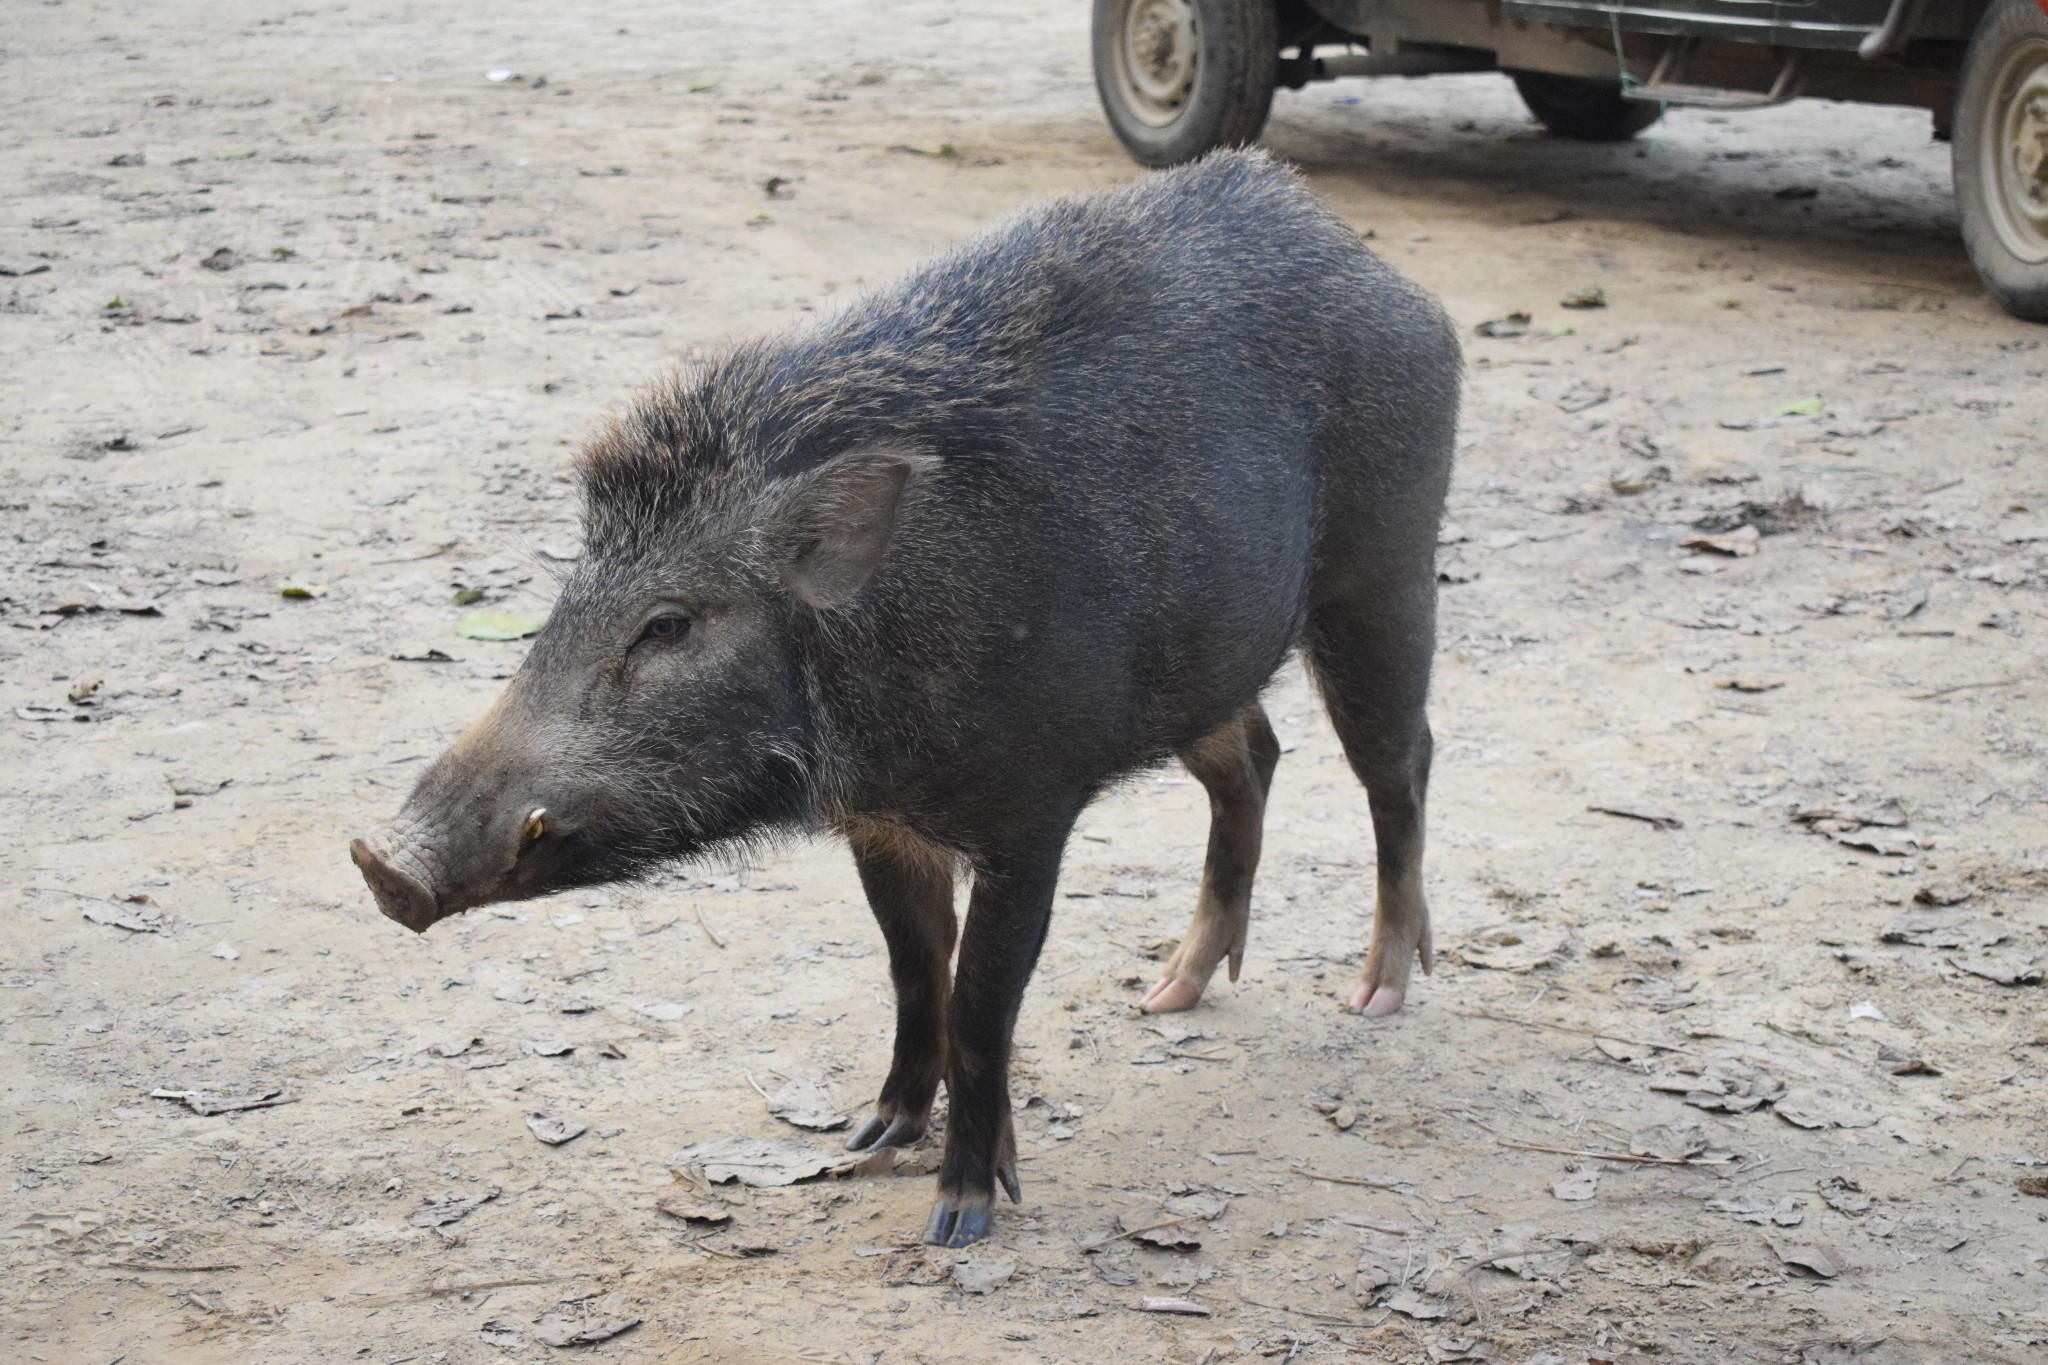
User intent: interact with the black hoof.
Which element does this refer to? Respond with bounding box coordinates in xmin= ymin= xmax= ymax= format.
xmin=923 ymin=1198 xmax=993 ymax=1248
xmin=844 ymin=1110 xmax=926 ymax=1153
xmin=998 ymin=1157 xmax=1021 ymax=1205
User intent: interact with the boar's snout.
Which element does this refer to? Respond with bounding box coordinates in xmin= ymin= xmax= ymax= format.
xmin=350 ymin=834 xmax=443 ymax=934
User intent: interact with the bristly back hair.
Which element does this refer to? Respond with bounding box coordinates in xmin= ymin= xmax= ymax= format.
xmin=570 ymin=147 xmax=1323 ymax=556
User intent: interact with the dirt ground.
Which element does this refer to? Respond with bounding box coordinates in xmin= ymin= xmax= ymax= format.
xmin=5 ymin=3 xmax=2047 ymax=1362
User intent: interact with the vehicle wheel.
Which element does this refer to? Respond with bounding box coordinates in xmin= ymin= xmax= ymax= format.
xmin=1093 ymin=0 xmax=1278 ymax=167
xmin=1953 ymin=0 xmax=2048 ymax=320
xmin=1510 ymin=70 xmax=1663 ymax=141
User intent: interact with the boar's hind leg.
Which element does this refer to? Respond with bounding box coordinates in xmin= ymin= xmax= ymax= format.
xmin=1141 ymin=702 xmax=1281 ymax=1014
xmin=1304 ymin=579 xmax=1437 ymax=1018
xmin=925 ymin=825 xmax=1071 ymax=1248
xmin=844 ymin=824 xmax=959 ymax=1153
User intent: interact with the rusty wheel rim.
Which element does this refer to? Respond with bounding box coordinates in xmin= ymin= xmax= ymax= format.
xmin=1981 ymin=35 xmax=2048 ymax=264
xmin=1113 ymin=0 xmax=1198 ymax=129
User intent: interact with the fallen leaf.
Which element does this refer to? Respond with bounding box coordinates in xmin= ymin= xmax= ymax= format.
xmin=150 ymin=1087 xmax=295 ymax=1116
xmin=1949 ymin=951 xmax=2042 ymax=986
xmin=1628 ymin=1122 xmax=1708 ymax=1162
xmin=83 ymin=901 xmax=164 ymax=933
xmin=1832 ymin=827 xmax=1920 ymax=858
xmin=1773 ymin=396 xmax=1824 ymax=417
xmin=1455 ymin=925 xmax=1569 ymax=973
xmin=530 ymin=1311 xmax=640 ymax=1347
xmin=1704 ymin=1195 xmax=1804 ymax=1226
xmin=522 ymin=1038 xmax=575 ymax=1057
xmin=278 ymin=581 xmax=327 ymax=599
xmin=456 ymin=608 xmax=546 ymax=641
xmin=1818 ymin=1177 xmax=1873 ymax=1214
xmin=1551 ymin=1170 xmax=1599 ymax=1201
xmin=1119 ymin=1209 xmax=1202 ymax=1250
xmin=764 ymin=1078 xmax=850 ymax=1132
xmin=1765 ymin=1237 xmax=1842 ymax=1278
xmin=1649 ymin=1054 xmax=1784 ymax=1113
xmin=1474 ymin=311 xmax=1531 ymax=338
xmin=1681 ymin=525 xmax=1761 ymax=557
xmin=1714 ymin=677 xmax=1782 ymax=693
xmin=1775 ymin=1087 xmax=1878 ymax=1130
xmin=668 ymin=1136 xmax=863 ymax=1187
xmin=478 ymin=1319 xmax=524 ymax=1350
xmin=1561 ymin=285 xmax=1606 ymax=309
xmin=1879 ymin=908 xmax=2008 ymax=950
xmin=1385 ymin=1286 xmax=1451 ymax=1319
xmin=1136 ymin=1296 xmax=1210 ymax=1316
xmin=654 ymin=1196 xmax=732 ymax=1226
xmin=951 ymin=1252 xmax=1016 ymax=1294
xmin=525 ymin=1112 xmax=588 ymax=1145
xmin=1556 ymin=381 xmax=1613 ymax=413
xmin=409 ymin=1186 xmax=501 ymax=1228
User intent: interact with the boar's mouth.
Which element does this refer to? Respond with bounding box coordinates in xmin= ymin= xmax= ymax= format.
xmin=349 ymin=834 xmax=447 ymax=934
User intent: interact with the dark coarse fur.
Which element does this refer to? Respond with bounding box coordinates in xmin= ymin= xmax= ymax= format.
xmin=355 ymin=148 xmax=1460 ymax=1249
xmin=576 ymin=150 xmax=1456 ymax=854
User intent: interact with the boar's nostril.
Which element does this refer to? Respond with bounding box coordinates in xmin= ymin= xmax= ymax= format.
xmin=349 ymin=836 xmax=440 ymax=934
xmin=521 ymin=807 xmax=549 ymax=845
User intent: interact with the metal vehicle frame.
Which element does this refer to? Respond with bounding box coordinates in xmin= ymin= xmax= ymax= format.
xmin=1092 ymin=1 xmax=2048 ymax=318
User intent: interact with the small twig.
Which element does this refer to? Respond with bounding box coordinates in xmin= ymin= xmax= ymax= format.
xmin=558 ymin=965 xmax=608 ymax=984
xmin=688 ymin=1237 xmax=748 ymax=1260
xmin=90 ymin=1261 xmax=241 ymax=1273
xmin=421 ymin=1274 xmax=557 ymax=1298
xmin=694 ymin=900 xmax=725 ymax=949
xmin=1231 ymin=1283 xmax=1373 ymax=1325
xmin=371 ymin=540 xmax=460 ymax=565
xmin=1289 ymin=1167 xmax=1409 ymax=1190
xmin=1168 ymin=1047 xmax=1232 ymax=1062
xmin=743 ymin=1072 xmax=771 ymax=1101
xmin=1456 ymin=1007 xmax=1696 ymax=1056
xmin=1077 ymin=1213 xmax=1198 ymax=1251
xmin=1205 ymin=1146 xmax=1258 ymax=1156
xmin=1908 ymin=677 xmax=2025 ymax=701
xmin=1499 ymin=1140 xmax=1730 ymax=1167
xmin=637 ymin=917 xmax=679 ymax=938
xmin=1844 ymin=276 xmax=1956 ymax=295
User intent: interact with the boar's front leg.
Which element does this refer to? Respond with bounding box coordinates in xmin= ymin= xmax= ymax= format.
xmin=843 ymin=822 xmax=959 ymax=1154
xmin=1142 ymin=702 xmax=1281 ymax=1013
xmin=924 ymin=823 xmax=1071 ymax=1248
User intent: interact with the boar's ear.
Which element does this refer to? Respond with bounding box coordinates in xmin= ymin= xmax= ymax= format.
xmin=777 ymin=447 xmax=932 ymax=610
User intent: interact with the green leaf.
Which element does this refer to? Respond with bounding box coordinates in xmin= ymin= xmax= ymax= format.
xmin=456 ymin=608 xmax=545 ymax=641
xmin=449 ymin=585 xmax=485 ymax=606
xmin=1773 ymin=396 xmax=1823 ymax=417
xmin=279 ymin=581 xmax=328 ymax=599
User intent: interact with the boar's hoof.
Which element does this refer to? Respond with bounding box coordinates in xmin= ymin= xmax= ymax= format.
xmin=349 ymin=837 xmax=439 ymax=934
xmin=1351 ymin=983 xmax=1405 ymax=1017
xmin=1139 ymin=973 xmax=1206 ymax=1014
xmin=923 ymin=1197 xmax=994 ymax=1249
xmin=844 ymin=1110 xmax=926 ymax=1153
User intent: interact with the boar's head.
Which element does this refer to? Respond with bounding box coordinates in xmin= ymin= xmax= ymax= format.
xmin=350 ymin=387 xmax=933 ymax=934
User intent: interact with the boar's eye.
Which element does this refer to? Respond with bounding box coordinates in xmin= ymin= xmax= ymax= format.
xmin=637 ymin=613 xmax=691 ymax=646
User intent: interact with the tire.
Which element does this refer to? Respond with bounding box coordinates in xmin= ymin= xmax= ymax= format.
xmin=1953 ymin=0 xmax=2048 ymax=321
xmin=1093 ymin=0 xmax=1278 ymax=168
xmin=1510 ymin=70 xmax=1664 ymax=141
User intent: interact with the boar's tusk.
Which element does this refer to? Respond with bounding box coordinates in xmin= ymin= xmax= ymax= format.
xmin=521 ymin=807 xmax=549 ymax=844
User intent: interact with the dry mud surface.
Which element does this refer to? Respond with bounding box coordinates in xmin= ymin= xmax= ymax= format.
xmin=4 ymin=3 xmax=2047 ymax=1363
